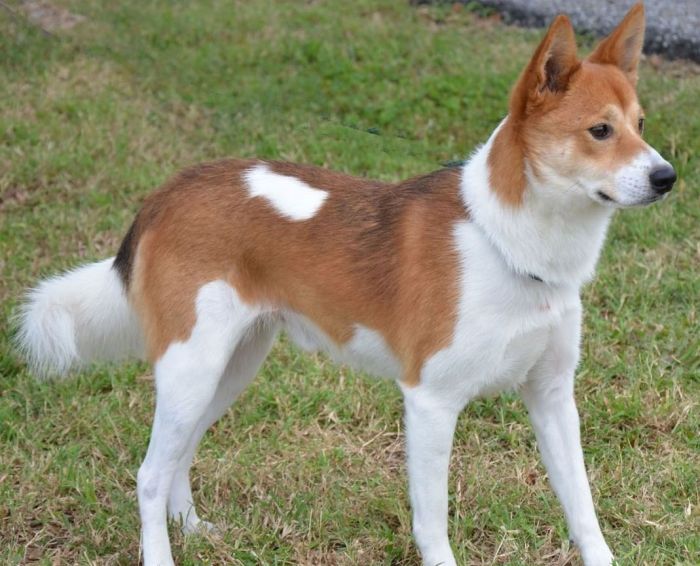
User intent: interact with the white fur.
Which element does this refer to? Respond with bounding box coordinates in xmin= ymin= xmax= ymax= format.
xmin=167 ymin=320 xmax=278 ymax=535
xmin=15 ymin=257 xmax=143 ymax=378
xmin=420 ymin=220 xmax=579 ymax=403
xmin=341 ymin=325 xmax=403 ymax=379
xmin=613 ymin=147 xmax=672 ymax=206
xmin=284 ymin=313 xmax=402 ymax=380
xmin=244 ymin=163 xmax=328 ymax=221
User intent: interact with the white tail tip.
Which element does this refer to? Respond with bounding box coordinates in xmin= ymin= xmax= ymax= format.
xmin=14 ymin=258 xmax=143 ymax=379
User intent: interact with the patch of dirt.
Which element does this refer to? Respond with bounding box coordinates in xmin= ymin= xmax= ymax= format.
xmin=0 ymin=186 xmax=29 ymax=211
xmin=22 ymin=0 xmax=85 ymax=32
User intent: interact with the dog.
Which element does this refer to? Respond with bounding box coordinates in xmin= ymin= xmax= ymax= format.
xmin=17 ymin=3 xmax=675 ymax=565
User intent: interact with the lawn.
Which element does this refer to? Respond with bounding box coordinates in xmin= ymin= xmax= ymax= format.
xmin=1 ymin=1 xmax=698 ymax=564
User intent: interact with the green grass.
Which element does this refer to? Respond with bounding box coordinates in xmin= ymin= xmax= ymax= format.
xmin=1 ymin=1 xmax=698 ymax=564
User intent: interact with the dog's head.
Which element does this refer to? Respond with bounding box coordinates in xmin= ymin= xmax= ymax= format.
xmin=489 ymin=3 xmax=676 ymax=208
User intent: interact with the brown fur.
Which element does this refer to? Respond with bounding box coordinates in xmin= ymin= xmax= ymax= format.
xmin=488 ymin=15 xmax=580 ymax=206
xmin=524 ymin=62 xmax=645 ymax=178
xmin=588 ymin=3 xmax=645 ymax=85
xmin=122 ymin=161 xmax=466 ymax=386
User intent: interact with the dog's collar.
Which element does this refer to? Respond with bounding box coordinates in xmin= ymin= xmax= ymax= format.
xmin=465 ymin=218 xmax=547 ymax=285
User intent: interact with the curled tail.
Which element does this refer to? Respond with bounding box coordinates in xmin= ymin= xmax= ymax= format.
xmin=15 ymin=258 xmax=144 ymax=379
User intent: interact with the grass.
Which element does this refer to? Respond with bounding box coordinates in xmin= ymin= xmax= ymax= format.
xmin=0 ymin=1 xmax=698 ymax=564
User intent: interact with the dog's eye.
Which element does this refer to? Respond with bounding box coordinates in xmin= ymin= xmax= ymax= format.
xmin=589 ymin=124 xmax=612 ymax=140
xmin=638 ymin=117 xmax=645 ymax=134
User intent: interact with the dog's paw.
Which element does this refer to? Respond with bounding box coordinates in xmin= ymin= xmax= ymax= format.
xmin=420 ymin=547 xmax=457 ymax=566
xmin=180 ymin=517 xmax=220 ymax=536
xmin=580 ymin=544 xmax=614 ymax=566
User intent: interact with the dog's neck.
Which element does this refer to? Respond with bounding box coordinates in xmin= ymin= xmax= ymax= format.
xmin=461 ymin=119 xmax=614 ymax=288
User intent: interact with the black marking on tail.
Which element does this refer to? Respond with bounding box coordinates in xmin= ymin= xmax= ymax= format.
xmin=113 ymin=219 xmax=139 ymax=288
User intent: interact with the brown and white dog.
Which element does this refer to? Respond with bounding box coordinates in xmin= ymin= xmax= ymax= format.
xmin=17 ymin=4 xmax=675 ymax=565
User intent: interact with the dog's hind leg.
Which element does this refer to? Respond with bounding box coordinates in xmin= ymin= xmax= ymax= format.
xmin=167 ymin=320 xmax=279 ymax=534
xmin=137 ymin=281 xmax=265 ymax=566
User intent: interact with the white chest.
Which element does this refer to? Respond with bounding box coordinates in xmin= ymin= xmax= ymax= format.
xmin=419 ymin=222 xmax=581 ymax=405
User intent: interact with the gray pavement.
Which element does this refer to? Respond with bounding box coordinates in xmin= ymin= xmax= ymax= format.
xmin=473 ymin=0 xmax=700 ymax=62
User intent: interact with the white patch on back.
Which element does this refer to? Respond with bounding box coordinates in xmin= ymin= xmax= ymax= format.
xmin=244 ymin=163 xmax=328 ymax=221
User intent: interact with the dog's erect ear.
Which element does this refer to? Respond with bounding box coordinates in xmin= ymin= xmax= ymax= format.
xmin=510 ymin=15 xmax=579 ymax=118
xmin=588 ymin=3 xmax=645 ymax=84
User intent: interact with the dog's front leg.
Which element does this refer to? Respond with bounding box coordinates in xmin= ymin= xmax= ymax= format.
xmin=402 ymin=387 xmax=460 ymax=566
xmin=521 ymin=308 xmax=613 ymax=566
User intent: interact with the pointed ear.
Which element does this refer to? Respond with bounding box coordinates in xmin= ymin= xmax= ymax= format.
xmin=588 ymin=3 xmax=645 ymax=84
xmin=510 ymin=15 xmax=579 ymax=118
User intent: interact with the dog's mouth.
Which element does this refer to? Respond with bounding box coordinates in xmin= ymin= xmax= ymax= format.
xmin=634 ymin=194 xmax=666 ymax=206
xmin=596 ymin=190 xmax=616 ymax=203
xmin=596 ymin=190 xmax=666 ymax=208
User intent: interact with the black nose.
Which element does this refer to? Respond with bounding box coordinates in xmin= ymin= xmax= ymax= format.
xmin=649 ymin=166 xmax=677 ymax=194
